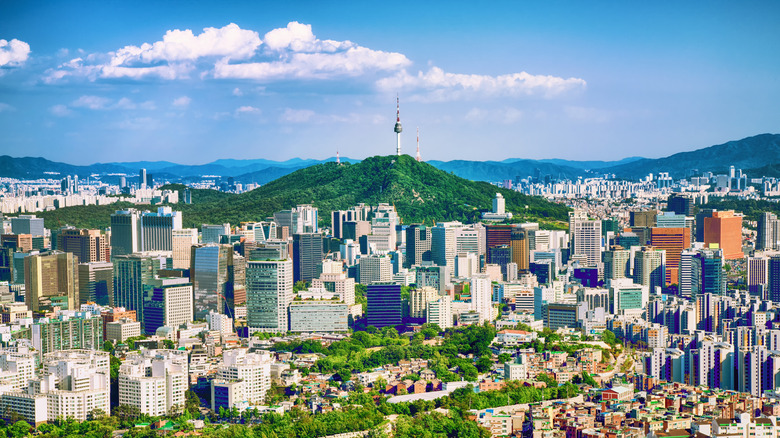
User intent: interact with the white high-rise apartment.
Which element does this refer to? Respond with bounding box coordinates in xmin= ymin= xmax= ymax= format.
xmin=119 ymin=350 xmax=189 ymax=416
xmin=214 ymin=349 xmax=272 ymax=406
xmin=40 ymin=350 xmax=111 ymax=421
xmin=455 ymin=252 xmax=479 ymax=278
xmin=312 ymin=269 xmax=356 ymax=306
xmin=246 ymin=259 xmax=293 ymax=332
xmin=470 ymin=274 xmax=493 ymax=324
xmin=171 ymin=228 xmax=198 ymax=269
xmin=409 ymin=286 xmax=439 ymax=319
xmin=455 ymin=224 xmax=485 ymax=256
xmin=0 ymin=347 xmax=36 ymax=393
xmin=426 ymin=295 xmax=452 ymax=329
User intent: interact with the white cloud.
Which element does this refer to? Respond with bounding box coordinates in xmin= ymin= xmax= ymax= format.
xmin=263 ymin=21 xmax=352 ymax=53
xmin=377 ymin=67 xmax=586 ymax=101
xmin=232 ymin=87 xmax=243 ymax=96
xmin=68 ymin=95 xmax=155 ymax=111
xmin=46 ymin=23 xmax=261 ymax=81
xmin=280 ymin=108 xmax=315 ymax=123
xmin=0 ymin=39 xmax=30 ymax=67
xmin=72 ymin=95 xmax=111 ymax=110
xmin=172 ymin=96 xmax=191 ymax=107
xmin=0 ymin=103 xmax=15 ymax=112
xmin=49 ymin=104 xmax=71 ymax=117
xmin=235 ymin=105 xmax=260 ymax=114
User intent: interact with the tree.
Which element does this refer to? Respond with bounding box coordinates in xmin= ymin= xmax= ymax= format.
xmin=103 ymin=340 xmax=114 ymax=353
xmin=475 ymin=356 xmax=493 ymax=373
xmin=163 ymin=339 xmax=175 ymax=349
xmin=185 ymin=390 xmax=201 ymax=415
xmin=497 ymin=353 xmax=512 ymax=364
xmin=8 ymin=420 xmax=31 ymax=438
xmin=602 ymin=330 xmax=618 ymax=347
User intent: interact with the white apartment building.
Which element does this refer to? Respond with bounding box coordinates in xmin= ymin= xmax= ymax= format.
xmin=118 ymin=349 xmax=189 ymax=416
xmin=213 ymin=349 xmax=272 ymax=409
xmin=471 ymin=274 xmax=493 ymax=324
xmin=106 ymin=318 xmax=141 ymax=342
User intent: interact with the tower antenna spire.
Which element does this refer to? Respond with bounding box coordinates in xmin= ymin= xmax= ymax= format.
xmin=393 ymin=94 xmax=403 ymax=156
xmin=336 ymin=148 xmax=341 ymax=165
xmin=416 ymin=127 xmax=421 ymax=162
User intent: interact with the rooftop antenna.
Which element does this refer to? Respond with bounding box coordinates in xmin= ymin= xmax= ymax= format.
xmin=416 ymin=127 xmax=421 ymax=162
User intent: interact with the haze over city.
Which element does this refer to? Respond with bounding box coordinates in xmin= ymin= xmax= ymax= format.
xmin=1 ymin=1 xmax=778 ymax=164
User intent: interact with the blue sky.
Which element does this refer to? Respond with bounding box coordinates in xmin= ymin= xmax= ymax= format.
xmin=0 ymin=1 xmax=778 ymax=165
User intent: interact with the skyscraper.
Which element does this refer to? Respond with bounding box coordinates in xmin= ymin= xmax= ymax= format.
xmin=11 ymin=215 xmax=45 ymax=237
xmin=292 ymin=233 xmax=324 ymax=283
xmin=246 ymin=259 xmax=293 ymax=332
xmin=78 ymin=261 xmax=113 ymax=306
xmin=757 ymin=212 xmax=780 ymax=251
xmin=58 ymin=228 xmax=109 ymax=263
xmin=139 ymin=168 xmax=147 ymax=189
xmin=633 ymin=247 xmax=666 ymax=292
xmin=143 ymin=277 xmax=194 ymax=334
xmin=405 ymin=225 xmax=432 ymax=268
xmin=485 ymin=224 xmax=513 ymax=264
xmin=25 ymin=251 xmax=79 ymax=311
xmin=510 ymin=227 xmax=530 ymax=272
xmin=470 ymin=274 xmax=493 ymax=324
xmin=569 ymin=210 xmax=602 ymax=267
xmin=650 ymin=227 xmax=691 ymax=285
xmin=172 ymin=228 xmax=198 ymax=269
xmin=190 ymin=244 xmax=244 ymax=319
xmin=113 ymin=253 xmax=163 ymax=321
xmin=111 ymin=207 xmax=183 ymax=255
xmin=703 ymin=210 xmax=743 ymax=260
xmin=367 ymin=283 xmax=402 ymax=328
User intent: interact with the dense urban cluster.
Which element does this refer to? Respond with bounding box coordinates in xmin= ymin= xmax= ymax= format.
xmin=2 ymin=160 xmax=780 ymax=438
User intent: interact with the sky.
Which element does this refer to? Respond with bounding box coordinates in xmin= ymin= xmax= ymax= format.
xmin=0 ymin=1 xmax=778 ymax=165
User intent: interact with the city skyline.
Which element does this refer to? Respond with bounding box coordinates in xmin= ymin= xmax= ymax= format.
xmin=1 ymin=1 xmax=779 ymax=164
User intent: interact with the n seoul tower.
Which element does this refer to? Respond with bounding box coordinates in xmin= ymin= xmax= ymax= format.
xmin=394 ymin=95 xmax=403 ymax=156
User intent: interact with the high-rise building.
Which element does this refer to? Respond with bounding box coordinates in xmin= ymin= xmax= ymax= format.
xmin=143 ymin=277 xmax=194 ymax=334
xmin=359 ymin=255 xmax=392 ymax=285
xmin=455 ymin=224 xmax=485 ymax=256
xmin=414 ymin=265 xmax=450 ymax=294
xmin=409 ymin=286 xmax=439 ymax=319
xmin=509 ymin=228 xmax=530 ymax=273
xmin=698 ymin=248 xmax=726 ymax=296
xmin=190 ymin=244 xmax=245 ymax=319
xmin=119 ymin=349 xmax=188 ymax=416
xmin=367 ymin=283 xmax=402 ymax=328
xmin=246 ymin=259 xmax=293 ymax=332
xmin=273 ymin=205 xmax=318 ymax=235
xmin=650 ymin=227 xmax=691 ymax=285
xmin=630 ymin=210 xmax=657 ymax=228
xmin=569 ymin=210 xmax=602 ymax=267
xmin=171 ymin=228 xmax=197 ymax=269
xmin=603 ymin=247 xmax=631 ymax=280
xmin=655 ymin=212 xmax=687 ymax=229
xmin=703 ymin=210 xmax=743 ymax=260
xmin=110 ymin=209 xmax=142 ymax=256
xmin=747 ymin=255 xmax=769 ymax=296
xmin=202 ymin=224 xmax=231 ymax=244
xmin=139 ymin=168 xmax=147 ymax=189
xmin=608 ymin=278 xmax=649 ymax=314
xmin=667 ymin=194 xmax=694 ymax=216
xmin=757 ymin=213 xmax=780 ymax=251
xmin=113 ymin=253 xmax=163 ymax=321
xmin=25 ymin=251 xmax=79 ymax=312
xmin=427 ymin=295 xmax=452 ymax=329
xmin=78 ymin=261 xmax=113 ymax=306
xmin=485 ymin=224 xmax=512 ymax=263
xmin=470 ymin=274 xmax=493 ymax=324
xmin=405 ymin=225 xmax=432 ymax=268
xmin=311 ymin=269 xmax=355 ymax=306
xmin=678 ymin=250 xmax=699 ymax=297
xmin=213 ymin=349 xmax=271 ymax=409
xmin=292 ymin=233 xmax=324 ymax=283
xmin=111 ymin=207 xmax=182 ymax=255
xmin=11 ymin=215 xmax=45 ymax=237
xmin=431 ymin=222 xmax=458 ymax=271
xmin=57 ymin=228 xmax=109 ymax=263
xmin=633 ymin=247 xmax=666 ymax=292
xmin=28 ymin=311 xmax=103 ymax=356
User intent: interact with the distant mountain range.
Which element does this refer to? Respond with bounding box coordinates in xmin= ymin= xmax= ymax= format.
xmin=1 ymin=133 xmax=778 ymax=182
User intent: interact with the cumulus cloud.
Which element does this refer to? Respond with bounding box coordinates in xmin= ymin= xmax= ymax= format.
xmin=72 ymin=95 xmax=111 ymax=110
xmin=279 ymin=108 xmax=384 ymax=125
xmin=0 ymin=39 xmax=30 ymax=67
xmin=172 ymin=96 xmax=191 ymax=107
xmin=235 ymin=105 xmax=260 ymax=114
xmin=46 ymin=23 xmax=261 ymax=81
xmin=214 ymin=22 xmax=410 ymax=80
xmin=280 ymin=108 xmax=315 ymax=123
xmin=49 ymin=104 xmax=72 ymax=117
xmin=377 ymin=67 xmax=586 ymax=101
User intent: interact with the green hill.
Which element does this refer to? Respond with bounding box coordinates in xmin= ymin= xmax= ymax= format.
xmin=36 ymin=155 xmax=570 ymax=230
